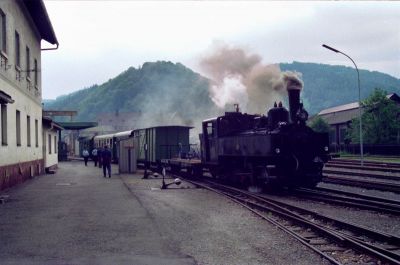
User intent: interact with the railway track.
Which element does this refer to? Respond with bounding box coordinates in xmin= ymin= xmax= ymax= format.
xmin=322 ymin=158 xmax=400 ymax=193
xmin=325 ymin=163 xmax=400 ymax=174
xmin=184 ymin=178 xmax=400 ymax=265
xmin=323 ymin=175 xmax=400 ymax=193
xmin=329 ymin=159 xmax=400 ymax=169
xmin=293 ymin=187 xmax=400 ymax=215
xmin=323 ymin=168 xmax=400 ymax=181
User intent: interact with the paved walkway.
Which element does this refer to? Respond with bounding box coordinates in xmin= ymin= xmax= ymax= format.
xmin=0 ymin=161 xmax=195 ymax=265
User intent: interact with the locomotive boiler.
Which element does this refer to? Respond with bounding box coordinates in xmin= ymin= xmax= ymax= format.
xmin=199 ymin=77 xmax=330 ymax=188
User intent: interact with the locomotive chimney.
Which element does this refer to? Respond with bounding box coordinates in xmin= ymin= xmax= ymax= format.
xmin=285 ymin=76 xmax=303 ymax=123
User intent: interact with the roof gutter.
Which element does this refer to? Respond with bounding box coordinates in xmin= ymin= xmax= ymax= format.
xmin=41 ymin=42 xmax=59 ymax=51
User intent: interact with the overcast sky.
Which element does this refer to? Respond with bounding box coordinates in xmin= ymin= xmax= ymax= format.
xmin=41 ymin=1 xmax=400 ymax=99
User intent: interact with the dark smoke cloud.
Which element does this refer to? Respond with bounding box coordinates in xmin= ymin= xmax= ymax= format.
xmin=200 ymin=46 xmax=261 ymax=82
xmin=199 ymin=43 xmax=300 ymax=114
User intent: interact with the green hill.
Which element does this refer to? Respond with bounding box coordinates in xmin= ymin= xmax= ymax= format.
xmin=44 ymin=61 xmax=219 ymax=128
xmin=280 ymin=62 xmax=400 ymax=114
xmin=44 ymin=61 xmax=400 ymax=127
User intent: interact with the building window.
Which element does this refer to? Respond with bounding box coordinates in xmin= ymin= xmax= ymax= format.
xmin=16 ymin=110 xmax=21 ymax=146
xmin=35 ymin=119 xmax=38 ymax=147
xmin=26 ymin=46 xmax=30 ymax=79
xmin=1 ymin=104 xmax=7 ymax=145
xmin=54 ymin=135 xmax=57 ymax=153
xmin=0 ymin=9 xmax=6 ymax=53
xmin=48 ymin=134 xmax=51 ymax=154
xmin=26 ymin=115 xmax=31 ymax=146
xmin=15 ymin=31 xmax=20 ymax=68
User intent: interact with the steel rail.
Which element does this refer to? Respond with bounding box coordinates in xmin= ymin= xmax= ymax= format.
xmin=218 ymin=183 xmax=400 ymax=264
xmin=186 ymin=179 xmax=344 ymax=265
xmin=185 ymin=178 xmax=400 ymax=264
xmin=323 ymin=169 xmax=400 ymax=181
xmin=329 ymin=159 xmax=400 ymax=169
xmin=323 ymin=175 xmax=400 ymax=193
xmin=310 ymin=187 xmax=400 ymax=205
xmin=325 ymin=163 xmax=400 ymax=173
xmin=293 ymin=188 xmax=400 ymax=215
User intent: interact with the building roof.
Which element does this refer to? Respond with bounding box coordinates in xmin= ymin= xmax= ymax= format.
xmin=318 ymin=102 xmax=359 ymax=115
xmin=0 ymin=90 xmax=14 ymax=104
xmin=318 ymin=93 xmax=399 ymax=116
xmin=318 ymin=108 xmax=361 ymax=125
xmin=57 ymin=122 xmax=98 ymax=130
xmin=136 ymin=125 xmax=194 ymax=130
xmin=21 ymin=0 xmax=58 ymax=45
xmin=317 ymin=93 xmax=399 ymax=125
xmin=42 ymin=116 xmax=63 ymax=130
xmin=388 ymin=93 xmax=400 ymax=103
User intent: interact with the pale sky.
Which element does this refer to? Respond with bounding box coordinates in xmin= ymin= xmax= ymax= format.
xmin=41 ymin=1 xmax=400 ymax=99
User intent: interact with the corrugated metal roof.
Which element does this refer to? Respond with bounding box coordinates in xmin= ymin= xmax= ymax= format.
xmin=318 ymin=102 xmax=359 ymax=115
xmin=318 ymin=93 xmax=399 ymax=116
xmin=319 ymin=108 xmax=361 ymax=125
xmin=317 ymin=93 xmax=399 ymax=125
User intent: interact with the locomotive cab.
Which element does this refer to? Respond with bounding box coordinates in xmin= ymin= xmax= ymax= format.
xmin=200 ymin=118 xmax=219 ymax=164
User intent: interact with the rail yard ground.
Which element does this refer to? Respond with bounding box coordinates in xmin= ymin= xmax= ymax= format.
xmin=0 ymin=161 xmax=330 ymax=265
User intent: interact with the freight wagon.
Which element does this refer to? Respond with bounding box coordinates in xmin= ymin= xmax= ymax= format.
xmin=133 ymin=126 xmax=192 ymax=168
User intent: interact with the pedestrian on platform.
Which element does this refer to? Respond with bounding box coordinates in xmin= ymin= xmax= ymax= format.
xmin=97 ymin=146 xmax=103 ymax=168
xmin=102 ymin=145 xmax=112 ymax=178
xmin=82 ymin=148 xmax=89 ymax=166
xmin=91 ymin=147 xmax=98 ymax=167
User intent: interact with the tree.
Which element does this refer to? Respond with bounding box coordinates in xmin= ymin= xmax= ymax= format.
xmin=310 ymin=116 xmax=330 ymax=133
xmin=347 ymin=88 xmax=400 ymax=144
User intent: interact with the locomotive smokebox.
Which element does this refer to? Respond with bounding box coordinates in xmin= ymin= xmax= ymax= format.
xmin=285 ymin=76 xmax=303 ymax=123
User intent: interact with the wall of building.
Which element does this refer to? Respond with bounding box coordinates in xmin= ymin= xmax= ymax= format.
xmin=0 ymin=78 xmax=43 ymax=165
xmin=42 ymin=126 xmax=58 ymax=169
xmin=0 ymin=1 xmax=44 ymax=190
xmin=0 ymin=1 xmax=42 ymax=100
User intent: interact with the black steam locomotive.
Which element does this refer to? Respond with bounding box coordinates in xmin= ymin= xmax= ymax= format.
xmin=199 ymin=77 xmax=330 ymax=188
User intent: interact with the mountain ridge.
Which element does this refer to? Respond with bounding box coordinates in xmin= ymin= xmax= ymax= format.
xmin=44 ymin=61 xmax=400 ymax=125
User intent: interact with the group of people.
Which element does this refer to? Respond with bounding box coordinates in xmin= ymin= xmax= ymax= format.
xmin=82 ymin=145 xmax=112 ymax=178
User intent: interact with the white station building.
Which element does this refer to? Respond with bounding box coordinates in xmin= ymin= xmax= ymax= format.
xmin=0 ymin=0 xmax=59 ymax=190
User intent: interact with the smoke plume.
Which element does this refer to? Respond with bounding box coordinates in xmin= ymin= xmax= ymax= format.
xmin=200 ymin=44 xmax=302 ymax=114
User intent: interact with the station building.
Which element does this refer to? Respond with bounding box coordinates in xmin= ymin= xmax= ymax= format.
xmin=0 ymin=1 xmax=58 ymax=190
xmin=317 ymin=93 xmax=400 ymax=153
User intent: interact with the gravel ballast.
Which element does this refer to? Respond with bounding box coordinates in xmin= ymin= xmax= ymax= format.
xmin=266 ymin=186 xmax=400 ymax=238
xmin=121 ymin=174 xmax=331 ymax=265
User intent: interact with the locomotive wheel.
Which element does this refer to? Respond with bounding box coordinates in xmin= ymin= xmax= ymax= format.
xmin=302 ymin=179 xmax=319 ymax=188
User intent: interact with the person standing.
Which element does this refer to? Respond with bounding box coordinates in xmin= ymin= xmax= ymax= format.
xmin=91 ymin=147 xmax=98 ymax=167
xmin=102 ymin=145 xmax=112 ymax=178
xmin=82 ymin=148 xmax=90 ymax=166
xmin=97 ymin=146 xmax=103 ymax=168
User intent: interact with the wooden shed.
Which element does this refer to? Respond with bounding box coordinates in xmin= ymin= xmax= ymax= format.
xmin=118 ymin=137 xmax=136 ymax=174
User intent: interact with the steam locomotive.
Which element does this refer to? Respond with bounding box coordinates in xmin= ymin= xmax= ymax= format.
xmin=199 ymin=77 xmax=330 ymax=188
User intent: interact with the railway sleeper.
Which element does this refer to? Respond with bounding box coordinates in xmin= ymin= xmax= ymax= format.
xmin=309 ymin=238 xmax=331 ymax=245
xmin=300 ymin=232 xmax=320 ymax=239
xmin=318 ymin=245 xmax=348 ymax=252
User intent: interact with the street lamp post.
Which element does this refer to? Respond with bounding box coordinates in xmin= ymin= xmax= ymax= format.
xmin=322 ymin=44 xmax=364 ymax=166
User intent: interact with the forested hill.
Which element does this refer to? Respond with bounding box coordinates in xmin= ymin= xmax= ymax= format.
xmin=44 ymin=61 xmax=219 ymax=127
xmin=44 ymin=61 xmax=400 ymax=125
xmin=281 ymin=62 xmax=400 ymax=114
